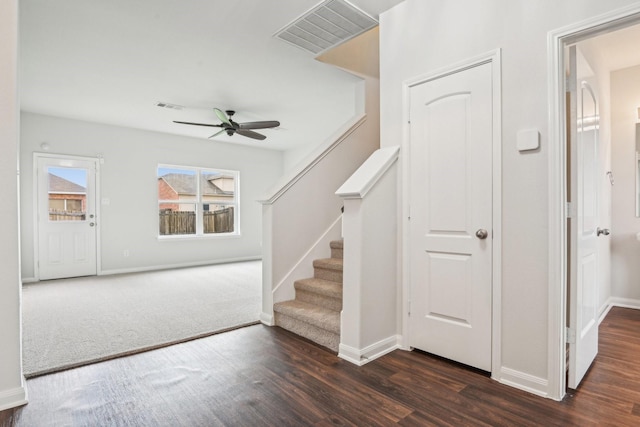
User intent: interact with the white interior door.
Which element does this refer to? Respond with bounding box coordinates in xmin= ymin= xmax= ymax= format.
xmin=408 ymin=61 xmax=493 ymax=371
xmin=567 ymin=46 xmax=599 ymax=389
xmin=37 ymin=155 xmax=98 ymax=280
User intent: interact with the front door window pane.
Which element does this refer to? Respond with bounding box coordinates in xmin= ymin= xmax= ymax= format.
xmin=47 ymin=167 xmax=87 ymax=221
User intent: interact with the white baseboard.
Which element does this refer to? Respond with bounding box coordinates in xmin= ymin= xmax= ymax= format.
xmin=598 ymin=297 xmax=615 ymax=324
xmin=338 ymin=335 xmax=401 ymax=366
xmin=260 ymin=312 xmax=274 ymax=326
xmin=494 ymin=367 xmax=550 ymax=399
xmin=596 ymin=298 xmax=640 ymax=324
xmin=0 ymin=383 xmax=28 ymax=412
xmin=25 ymin=257 xmax=262 ymax=282
xmin=609 ymin=297 xmax=640 ymax=311
xmin=98 ymin=256 xmax=262 ymax=277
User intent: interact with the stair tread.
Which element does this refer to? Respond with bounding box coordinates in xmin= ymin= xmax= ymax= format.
xmin=313 ymin=257 xmax=343 ymax=271
xmin=295 ymin=277 xmax=342 ymax=298
xmin=273 ymin=300 xmax=340 ymax=333
xmin=330 ymin=240 xmax=343 ymax=249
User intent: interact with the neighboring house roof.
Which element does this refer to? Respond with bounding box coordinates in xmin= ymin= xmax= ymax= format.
xmin=49 ymin=173 xmax=86 ymax=193
xmin=160 ymin=173 xmax=234 ymax=196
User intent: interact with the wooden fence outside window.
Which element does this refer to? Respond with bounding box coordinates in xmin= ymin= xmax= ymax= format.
xmin=159 ymin=207 xmax=234 ymax=235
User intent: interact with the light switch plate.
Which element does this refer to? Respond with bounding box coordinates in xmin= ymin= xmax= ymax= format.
xmin=517 ymin=129 xmax=540 ymax=151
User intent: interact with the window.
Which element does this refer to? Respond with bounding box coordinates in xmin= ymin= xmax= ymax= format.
xmin=157 ymin=165 xmax=239 ymax=237
xmin=47 ymin=167 xmax=87 ymax=221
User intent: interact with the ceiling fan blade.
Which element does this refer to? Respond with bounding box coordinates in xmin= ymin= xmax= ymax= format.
xmin=174 ymin=121 xmax=223 ymax=128
xmin=208 ymin=129 xmax=227 ymax=139
xmin=214 ymin=108 xmax=232 ymax=127
xmin=236 ymin=129 xmax=266 ymax=140
xmin=238 ymin=120 xmax=280 ymax=130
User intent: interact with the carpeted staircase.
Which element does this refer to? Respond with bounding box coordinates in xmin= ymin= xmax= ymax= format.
xmin=273 ymin=240 xmax=343 ymax=352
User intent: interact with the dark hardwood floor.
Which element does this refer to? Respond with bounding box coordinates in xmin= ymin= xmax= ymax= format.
xmin=1 ymin=306 xmax=639 ymax=426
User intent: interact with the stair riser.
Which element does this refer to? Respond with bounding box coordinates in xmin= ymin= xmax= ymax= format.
xmin=314 ymin=267 xmax=342 ymax=283
xmin=331 ymin=248 xmax=343 ymax=259
xmin=275 ymin=313 xmax=339 ymax=352
xmin=296 ymin=289 xmax=342 ymax=312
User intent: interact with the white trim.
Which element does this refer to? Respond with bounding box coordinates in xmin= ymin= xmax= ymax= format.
xmin=599 ymin=302 xmax=614 ymax=324
xmin=547 ymin=3 xmax=640 ymax=402
xmin=98 ymin=256 xmax=261 ymax=277
xmin=490 ymin=49 xmax=503 ymax=381
xmin=259 ymin=114 xmax=367 ymax=205
xmin=32 ymin=153 xmax=102 ymax=280
xmin=498 ymin=367 xmax=549 ymax=399
xmin=260 ymin=312 xmax=274 ymax=326
xmin=401 ymin=49 xmax=503 ymax=375
xmin=0 ymin=384 xmax=27 ymax=411
xmin=404 ymin=50 xmax=499 ymax=89
xmin=335 ymin=146 xmax=400 ymax=199
xmin=338 ymin=335 xmax=401 ymax=366
xmin=609 ymin=297 xmax=640 ymax=311
xmin=598 ymin=299 xmax=640 ymax=324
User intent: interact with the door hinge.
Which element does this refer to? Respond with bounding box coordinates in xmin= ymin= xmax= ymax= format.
xmin=566 ymin=327 xmax=576 ymax=344
xmin=566 ymin=202 xmax=574 ymax=219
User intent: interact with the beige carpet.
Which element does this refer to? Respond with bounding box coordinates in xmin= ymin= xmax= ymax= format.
xmin=22 ymin=261 xmax=261 ymax=377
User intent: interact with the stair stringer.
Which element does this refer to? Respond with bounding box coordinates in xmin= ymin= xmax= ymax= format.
xmin=272 ymin=216 xmax=342 ymax=309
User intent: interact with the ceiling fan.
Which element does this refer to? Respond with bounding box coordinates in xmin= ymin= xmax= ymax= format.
xmin=173 ymin=108 xmax=280 ymax=141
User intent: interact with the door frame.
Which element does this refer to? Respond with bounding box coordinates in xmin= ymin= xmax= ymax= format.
xmin=33 ymin=152 xmax=102 ymax=280
xmin=400 ymin=49 xmax=502 ymax=376
xmin=547 ymin=3 xmax=640 ymax=401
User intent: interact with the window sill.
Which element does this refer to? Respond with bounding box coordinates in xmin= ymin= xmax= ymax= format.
xmin=157 ymin=233 xmax=241 ymax=242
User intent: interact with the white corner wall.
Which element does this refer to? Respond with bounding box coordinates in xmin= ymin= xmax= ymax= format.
xmin=0 ymin=0 xmax=27 ymax=411
xmin=338 ymin=147 xmax=400 ymax=364
xmin=379 ymin=0 xmax=639 ymax=398
xmin=610 ymin=65 xmax=640 ymax=302
xmin=20 ymin=113 xmax=283 ymax=279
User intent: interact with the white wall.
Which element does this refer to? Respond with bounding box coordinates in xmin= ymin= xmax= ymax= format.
xmin=0 ymin=0 xmax=27 ymax=411
xmin=20 ymin=113 xmax=283 ymax=279
xmin=379 ymin=0 xmax=638 ymax=397
xmin=610 ymin=65 xmax=640 ymax=301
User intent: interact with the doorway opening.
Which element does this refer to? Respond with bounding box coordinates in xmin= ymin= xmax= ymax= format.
xmin=549 ymin=4 xmax=640 ymax=400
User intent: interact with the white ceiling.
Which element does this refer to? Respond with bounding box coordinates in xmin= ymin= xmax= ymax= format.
xmin=20 ymin=0 xmax=403 ymax=152
xmin=580 ymin=23 xmax=640 ymax=73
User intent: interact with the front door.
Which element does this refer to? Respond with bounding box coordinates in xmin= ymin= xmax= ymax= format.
xmin=408 ymin=61 xmax=493 ymax=371
xmin=36 ymin=155 xmax=98 ymax=280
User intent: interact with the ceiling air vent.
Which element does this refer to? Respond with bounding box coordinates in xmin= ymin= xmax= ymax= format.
xmin=156 ymin=101 xmax=183 ymax=110
xmin=274 ymin=0 xmax=378 ymax=55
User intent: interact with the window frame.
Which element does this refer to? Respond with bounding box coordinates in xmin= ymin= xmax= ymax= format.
xmin=157 ymin=164 xmax=240 ymax=239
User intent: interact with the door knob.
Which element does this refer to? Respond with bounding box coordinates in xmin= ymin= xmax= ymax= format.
xmin=597 ymin=227 xmax=610 ymax=236
xmin=89 ymin=222 xmax=95 ymax=227
xmin=475 ymin=229 xmax=488 ymax=240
